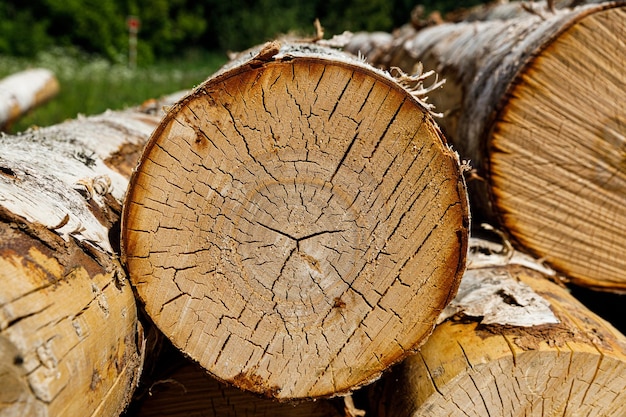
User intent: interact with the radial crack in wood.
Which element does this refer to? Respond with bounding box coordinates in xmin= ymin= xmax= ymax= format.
xmin=122 ymin=41 xmax=470 ymax=400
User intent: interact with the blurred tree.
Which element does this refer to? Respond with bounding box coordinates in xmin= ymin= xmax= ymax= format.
xmin=132 ymin=0 xmax=207 ymax=59
xmin=316 ymin=0 xmax=394 ymax=35
xmin=202 ymin=0 xmax=317 ymax=52
xmin=418 ymin=0 xmax=486 ymax=15
xmin=43 ymin=0 xmax=125 ymax=60
xmin=0 ymin=1 xmax=51 ymax=57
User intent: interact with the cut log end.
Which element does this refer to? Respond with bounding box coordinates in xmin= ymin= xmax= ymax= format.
xmin=356 ymin=3 xmax=626 ymax=292
xmin=489 ymin=6 xmax=626 ymax=291
xmin=122 ymin=45 xmax=469 ymax=400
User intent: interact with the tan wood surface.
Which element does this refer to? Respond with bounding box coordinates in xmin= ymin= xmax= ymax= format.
xmin=122 ymin=41 xmax=470 ymax=400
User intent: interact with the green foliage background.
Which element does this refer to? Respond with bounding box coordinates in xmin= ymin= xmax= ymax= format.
xmin=0 ymin=0 xmax=485 ymax=63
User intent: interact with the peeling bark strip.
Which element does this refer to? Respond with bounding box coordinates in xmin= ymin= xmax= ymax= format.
xmin=122 ymin=41 xmax=470 ymax=400
xmin=0 ymin=68 xmax=60 ymax=130
xmin=367 ymin=239 xmax=626 ymax=417
xmin=346 ymin=3 xmax=626 ymax=292
xmin=0 ymin=101 xmax=175 ymax=416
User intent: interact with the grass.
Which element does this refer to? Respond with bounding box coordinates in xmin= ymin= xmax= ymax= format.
xmin=0 ymin=48 xmax=228 ymax=133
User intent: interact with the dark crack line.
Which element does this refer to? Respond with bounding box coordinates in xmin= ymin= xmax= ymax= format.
xmin=328 ymin=72 xmax=353 ymax=120
xmin=257 ymin=221 xmax=296 ymax=241
xmin=330 ymin=131 xmax=359 ymax=183
xmin=256 ymin=221 xmax=344 ymax=243
xmin=358 ymin=82 xmax=377 ymax=114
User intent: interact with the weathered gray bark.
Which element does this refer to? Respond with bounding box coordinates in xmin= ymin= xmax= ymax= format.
xmin=444 ymin=0 xmax=615 ymax=22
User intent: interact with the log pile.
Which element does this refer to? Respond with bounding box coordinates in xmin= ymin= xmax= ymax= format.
xmin=0 ymin=96 xmax=183 ymax=416
xmin=1 ymin=1 xmax=626 ymax=415
xmin=0 ymin=112 xmax=148 ymax=416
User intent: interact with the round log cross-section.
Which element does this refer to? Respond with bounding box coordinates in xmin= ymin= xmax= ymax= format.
xmin=122 ymin=42 xmax=469 ymax=400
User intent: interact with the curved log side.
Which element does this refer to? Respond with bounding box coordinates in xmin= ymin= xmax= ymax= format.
xmin=443 ymin=0 xmax=609 ymax=22
xmin=0 ymin=97 xmax=180 ymax=416
xmin=122 ymin=41 xmax=470 ymax=400
xmin=126 ymin=351 xmax=348 ymax=417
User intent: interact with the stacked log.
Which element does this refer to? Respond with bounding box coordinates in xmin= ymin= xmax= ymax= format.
xmin=125 ymin=347 xmax=350 ymax=417
xmin=0 ymin=96 xmax=183 ymax=416
xmin=444 ymin=0 xmax=578 ymax=22
xmin=0 ymin=69 xmax=60 ymax=131
xmin=367 ymin=238 xmax=626 ymax=416
xmin=121 ymin=41 xmax=470 ymax=401
xmin=344 ymin=2 xmax=626 ymax=292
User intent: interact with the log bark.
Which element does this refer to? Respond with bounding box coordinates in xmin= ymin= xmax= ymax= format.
xmin=367 ymin=238 xmax=626 ymax=416
xmin=121 ymin=41 xmax=470 ymax=400
xmin=345 ymin=3 xmax=626 ymax=292
xmin=342 ymin=32 xmax=393 ymax=64
xmin=443 ymin=0 xmax=604 ymax=22
xmin=0 ymin=96 xmax=181 ymax=416
xmin=0 ymin=69 xmax=60 ymax=131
